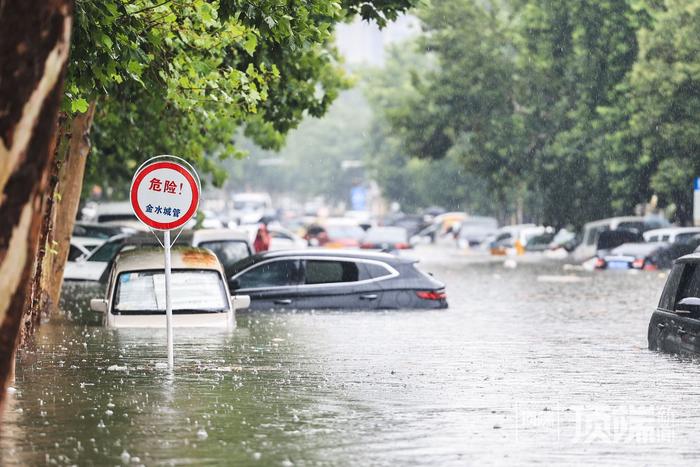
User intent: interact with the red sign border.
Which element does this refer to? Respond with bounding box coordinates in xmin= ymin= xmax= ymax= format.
xmin=130 ymin=161 xmax=199 ymax=230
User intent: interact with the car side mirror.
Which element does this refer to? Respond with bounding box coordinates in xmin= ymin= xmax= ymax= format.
xmin=90 ymin=298 xmax=107 ymax=313
xmin=232 ymin=295 xmax=251 ymax=310
xmin=676 ymin=297 xmax=700 ymax=314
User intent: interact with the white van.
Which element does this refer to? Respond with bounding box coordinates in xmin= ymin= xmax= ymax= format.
xmin=90 ymin=247 xmax=249 ymax=328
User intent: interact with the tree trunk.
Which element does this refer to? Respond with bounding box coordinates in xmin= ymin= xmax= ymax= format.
xmin=22 ymin=115 xmax=67 ymax=343
xmin=0 ymin=0 xmax=72 ymax=407
xmin=46 ymin=103 xmax=97 ymax=309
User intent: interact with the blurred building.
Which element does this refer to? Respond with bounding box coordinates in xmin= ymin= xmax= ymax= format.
xmin=335 ymin=15 xmax=420 ymax=67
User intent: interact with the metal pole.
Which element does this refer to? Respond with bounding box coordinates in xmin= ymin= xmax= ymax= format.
xmin=164 ymin=229 xmax=174 ymax=369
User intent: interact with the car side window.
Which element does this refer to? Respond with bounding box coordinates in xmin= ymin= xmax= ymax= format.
xmin=236 ymin=260 xmax=300 ymax=289
xmin=659 ymin=264 xmax=684 ymax=310
xmin=304 ymin=260 xmax=359 ymax=285
xmin=673 ymin=264 xmax=700 ymax=309
xmin=359 ymin=262 xmax=394 ymax=281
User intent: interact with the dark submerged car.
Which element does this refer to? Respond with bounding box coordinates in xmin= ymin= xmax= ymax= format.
xmin=648 ymin=254 xmax=700 ymax=355
xmin=228 ymin=249 xmax=447 ymax=310
xmin=595 ymin=242 xmax=673 ymax=270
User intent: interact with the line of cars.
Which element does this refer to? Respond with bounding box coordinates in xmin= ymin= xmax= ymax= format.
xmin=67 ymin=205 xmax=448 ymax=328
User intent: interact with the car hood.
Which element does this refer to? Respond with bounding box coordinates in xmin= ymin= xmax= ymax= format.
xmin=64 ymin=261 xmax=108 ymax=282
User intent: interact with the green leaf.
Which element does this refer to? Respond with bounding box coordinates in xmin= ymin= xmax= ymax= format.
xmin=70 ymin=98 xmax=90 ymax=113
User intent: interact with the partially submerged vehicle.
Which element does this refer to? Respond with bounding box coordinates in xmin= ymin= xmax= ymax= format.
xmin=456 ymin=216 xmax=499 ymax=248
xmin=595 ymin=242 xmax=672 ymax=270
xmin=90 ymin=247 xmax=250 ymax=328
xmin=228 ymin=249 xmax=447 ymax=310
xmin=360 ymin=226 xmax=411 ymax=252
xmin=65 ymin=229 xmax=253 ymax=283
xmin=648 ymin=254 xmax=700 ymax=355
xmin=488 ymin=224 xmax=547 ymax=255
xmin=572 ymin=215 xmax=669 ymax=263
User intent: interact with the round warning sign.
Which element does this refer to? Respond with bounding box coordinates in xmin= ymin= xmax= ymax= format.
xmin=130 ymin=159 xmax=199 ymax=230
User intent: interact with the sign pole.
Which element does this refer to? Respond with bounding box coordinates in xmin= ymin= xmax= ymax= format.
xmin=130 ymin=155 xmax=200 ymax=369
xmin=163 ymin=229 xmax=174 ymax=369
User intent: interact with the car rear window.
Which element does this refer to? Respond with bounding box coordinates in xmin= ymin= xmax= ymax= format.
xmin=114 ymin=270 xmax=228 ymax=313
xmin=198 ymin=240 xmax=251 ymax=268
xmin=304 ymin=260 xmax=359 ymax=284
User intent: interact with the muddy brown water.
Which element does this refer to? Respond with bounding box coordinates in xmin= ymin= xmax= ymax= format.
xmin=2 ymin=246 xmax=698 ymax=466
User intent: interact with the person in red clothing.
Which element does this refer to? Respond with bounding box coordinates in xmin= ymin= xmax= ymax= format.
xmin=253 ymin=222 xmax=271 ymax=253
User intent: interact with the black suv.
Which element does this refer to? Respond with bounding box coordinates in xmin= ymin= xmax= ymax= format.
xmin=648 ymin=254 xmax=700 ymax=354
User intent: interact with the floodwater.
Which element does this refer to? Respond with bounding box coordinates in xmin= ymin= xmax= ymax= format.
xmin=2 ymin=245 xmax=700 ymax=466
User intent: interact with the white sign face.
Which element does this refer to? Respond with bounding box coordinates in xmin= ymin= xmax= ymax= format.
xmin=130 ymin=160 xmax=199 ymax=230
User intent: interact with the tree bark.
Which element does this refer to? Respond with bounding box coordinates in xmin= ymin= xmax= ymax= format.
xmin=22 ymin=115 xmax=66 ymax=343
xmin=0 ymin=0 xmax=72 ymax=406
xmin=46 ymin=103 xmax=97 ymax=309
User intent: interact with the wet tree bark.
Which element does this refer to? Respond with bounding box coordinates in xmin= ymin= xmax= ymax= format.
xmin=46 ymin=103 xmax=97 ymax=310
xmin=0 ymin=0 xmax=72 ymax=406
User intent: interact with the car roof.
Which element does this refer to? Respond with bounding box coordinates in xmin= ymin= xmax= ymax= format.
xmin=253 ymin=248 xmax=411 ymax=263
xmin=114 ymin=246 xmax=223 ymax=274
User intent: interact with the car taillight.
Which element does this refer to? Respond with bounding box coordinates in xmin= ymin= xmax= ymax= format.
xmin=416 ymin=290 xmax=446 ymax=300
xmin=594 ymin=258 xmax=606 ymax=269
xmin=632 ymin=258 xmax=645 ymax=269
xmin=395 ymin=242 xmax=411 ymax=249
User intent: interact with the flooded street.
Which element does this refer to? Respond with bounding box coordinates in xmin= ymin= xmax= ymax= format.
xmin=2 ymin=245 xmax=699 ymax=465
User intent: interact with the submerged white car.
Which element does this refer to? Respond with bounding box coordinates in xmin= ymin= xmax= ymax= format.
xmin=90 ymin=247 xmax=249 ymax=328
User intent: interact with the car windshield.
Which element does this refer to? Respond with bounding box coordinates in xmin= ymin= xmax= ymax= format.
xmin=114 ymin=270 xmax=228 ymax=313
xmin=87 ymin=239 xmax=125 ymax=262
xmin=363 ymin=228 xmax=407 ymax=243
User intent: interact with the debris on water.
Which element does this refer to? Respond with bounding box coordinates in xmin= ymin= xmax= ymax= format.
xmin=120 ymin=450 xmax=131 ymax=464
xmin=196 ymin=428 xmax=208 ymax=440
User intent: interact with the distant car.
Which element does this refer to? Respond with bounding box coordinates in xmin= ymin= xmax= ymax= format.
xmin=644 ymin=227 xmax=700 ymax=244
xmin=593 ymin=229 xmax=644 ymax=258
xmin=72 ymin=222 xmax=135 ymax=251
xmin=360 ymin=227 xmax=411 ymax=252
xmin=267 ymin=225 xmax=307 ymax=250
xmin=228 ymin=249 xmax=447 ymax=310
xmin=572 ymin=215 xmax=669 ymax=263
xmin=231 ymin=192 xmax=273 ymax=225
xmin=65 ymin=229 xmax=253 ymax=283
xmin=89 ymin=247 xmax=249 ymax=328
xmin=86 ymin=201 xmax=144 ymax=230
xmin=383 ymin=213 xmax=426 ymax=237
xmin=488 ymin=224 xmax=544 ymax=255
xmin=594 ymin=242 xmax=672 ymax=270
xmin=648 ymin=254 xmax=700 ymax=355
xmin=456 ymin=216 xmax=499 ymax=248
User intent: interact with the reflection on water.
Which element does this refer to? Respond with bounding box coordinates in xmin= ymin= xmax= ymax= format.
xmin=3 ymin=246 xmax=700 ymax=465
